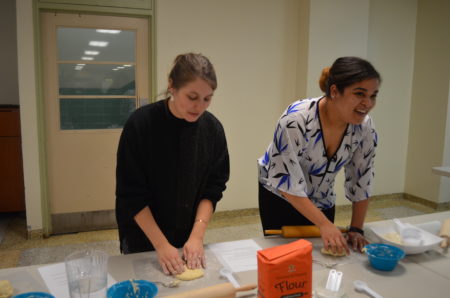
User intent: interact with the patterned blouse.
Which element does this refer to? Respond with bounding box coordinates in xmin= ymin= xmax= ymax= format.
xmin=258 ymin=96 xmax=377 ymax=209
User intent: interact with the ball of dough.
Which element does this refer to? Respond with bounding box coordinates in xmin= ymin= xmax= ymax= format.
xmin=175 ymin=266 xmax=204 ymax=281
xmin=0 ymin=280 xmax=13 ymax=298
xmin=321 ymin=247 xmax=346 ymax=257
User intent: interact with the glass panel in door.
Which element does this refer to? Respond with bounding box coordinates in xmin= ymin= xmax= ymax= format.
xmin=57 ymin=27 xmax=137 ymax=130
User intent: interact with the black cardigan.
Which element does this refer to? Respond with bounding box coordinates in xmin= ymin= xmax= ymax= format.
xmin=115 ymin=99 xmax=230 ymax=252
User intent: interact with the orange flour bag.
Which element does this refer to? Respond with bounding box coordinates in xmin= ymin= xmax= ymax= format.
xmin=257 ymin=239 xmax=312 ymax=298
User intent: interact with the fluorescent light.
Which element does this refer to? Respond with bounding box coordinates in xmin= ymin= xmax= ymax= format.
xmin=112 ymin=68 xmax=118 ymax=71
xmin=84 ymin=50 xmax=99 ymax=55
xmin=123 ymin=64 xmax=132 ymax=67
xmin=89 ymin=41 xmax=108 ymax=47
xmin=81 ymin=57 xmax=93 ymax=60
xmin=117 ymin=66 xmax=125 ymax=69
xmin=76 ymin=64 xmax=86 ymax=66
xmin=96 ymin=29 xmax=121 ymax=34
xmin=74 ymin=66 xmax=83 ymax=70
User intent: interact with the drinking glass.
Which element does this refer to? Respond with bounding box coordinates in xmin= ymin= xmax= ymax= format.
xmin=65 ymin=249 xmax=109 ymax=298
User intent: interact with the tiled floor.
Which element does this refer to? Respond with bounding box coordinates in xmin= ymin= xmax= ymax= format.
xmin=0 ymin=196 xmax=445 ymax=269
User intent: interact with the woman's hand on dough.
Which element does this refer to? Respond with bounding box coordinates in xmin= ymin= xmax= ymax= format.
xmin=156 ymin=243 xmax=185 ymax=275
xmin=319 ymin=223 xmax=350 ymax=256
xmin=183 ymin=236 xmax=205 ymax=270
xmin=346 ymin=231 xmax=369 ymax=252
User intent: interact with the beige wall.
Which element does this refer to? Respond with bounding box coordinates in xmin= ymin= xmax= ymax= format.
xmin=306 ymin=0 xmax=370 ymax=96
xmin=405 ymin=0 xmax=450 ymax=204
xmin=439 ymin=80 xmax=450 ymax=202
xmin=367 ymin=0 xmax=417 ymax=197
xmin=156 ymin=0 xmax=302 ymax=210
xmin=16 ymin=0 xmax=45 ymax=231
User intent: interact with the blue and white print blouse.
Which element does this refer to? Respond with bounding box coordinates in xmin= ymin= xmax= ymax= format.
xmin=258 ymin=96 xmax=377 ymax=209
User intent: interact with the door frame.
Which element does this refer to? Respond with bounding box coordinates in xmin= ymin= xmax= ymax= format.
xmin=32 ymin=0 xmax=156 ymax=236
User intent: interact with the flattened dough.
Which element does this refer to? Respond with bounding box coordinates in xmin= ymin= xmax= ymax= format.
xmin=382 ymin=232 xmax=403 ymax=244
xmin=175 ymin=266 xmax=204 ymax=281
xmin=321 ymin=247 xmax=346 ymax=257
xmin=0 ymin=280 xmax=13 ymax=298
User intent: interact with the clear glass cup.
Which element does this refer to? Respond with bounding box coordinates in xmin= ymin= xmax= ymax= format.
xmin=65 ymin=249 xmax=109 ymax=298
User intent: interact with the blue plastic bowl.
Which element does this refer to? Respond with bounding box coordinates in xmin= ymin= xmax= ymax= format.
xmin=364 ymin=243 xmax=405 ymax=271
xmin=12 ymin=292 xmax=55 ymax=298
xmin=107 ymin=279 xmax=158 ymax=298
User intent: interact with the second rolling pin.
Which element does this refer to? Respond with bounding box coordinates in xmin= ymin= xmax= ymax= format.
xmin=265 ymin=225 xmax=348 ymax=238
xmin=439 ymin=218 xmax=450 ymax=248
xmin=163 ymin=282 xmax=257 ymax=298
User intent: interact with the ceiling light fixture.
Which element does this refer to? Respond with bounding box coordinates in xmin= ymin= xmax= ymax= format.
xmin=89 ymin=41 xmax=108 ymax=47
xmin=84 ymin=50 xmax=99 ymax=55
xmin=96 ymin=29 xmax=121 ymax=34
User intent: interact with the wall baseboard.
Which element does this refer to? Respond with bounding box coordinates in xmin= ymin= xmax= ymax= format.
xmin=403 ymin=193 xmax=450 ymax=211
xmin=51 ymin=210 xmax=117 ymax=235
xmin=27 ymin=228 xmax=43 ymax=240
xmin=334 ymin=192 xmax=450 ymax=212
xmin=212 ymin=208 xmax=260 ymax=219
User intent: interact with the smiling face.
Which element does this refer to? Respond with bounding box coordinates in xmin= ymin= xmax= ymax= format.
xmin=168 ymin=78 xmax=214 ymax=122
xmin=330 ymin=78 xmax=380 ymax=125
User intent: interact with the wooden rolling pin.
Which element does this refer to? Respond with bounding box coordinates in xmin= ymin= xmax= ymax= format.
xmin=163 ymin=282 xmax=257 ymax=298
xmin=439 ymin=219 xmax=450 ymax=248
xmin=265 ymin=225 xmax=348 ymax=238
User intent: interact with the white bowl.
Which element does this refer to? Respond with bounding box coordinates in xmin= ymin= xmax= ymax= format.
xmin=370 ymin=222 xmax=443 ymax=255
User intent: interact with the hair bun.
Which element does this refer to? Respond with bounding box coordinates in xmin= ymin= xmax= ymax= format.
xmin=319 ymin=67 xmax=330 ymax=92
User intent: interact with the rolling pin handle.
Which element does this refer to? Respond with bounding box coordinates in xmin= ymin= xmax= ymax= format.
xmin=439 ymin=219 xmax=450 ymax=249
xmin=440 ymin=237 xmax=448 ymax=248
xmin=339 ymin=226 xmax=349 ymax=233
xmin=236 ymin=284 xmax=257 ymax=292
xmin=265 ymin=229 xmax=282 ymax=235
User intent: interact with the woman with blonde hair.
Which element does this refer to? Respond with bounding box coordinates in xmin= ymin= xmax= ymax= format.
xmin=116 ymin=53 xmax=229 ymax=275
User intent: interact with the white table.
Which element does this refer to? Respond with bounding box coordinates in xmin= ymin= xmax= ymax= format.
xmin=1 ymin=211 xmax=450 ymax=297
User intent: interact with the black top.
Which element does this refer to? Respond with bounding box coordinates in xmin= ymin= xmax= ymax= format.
xmin=115 ymin=99 xmax=230 ymax=253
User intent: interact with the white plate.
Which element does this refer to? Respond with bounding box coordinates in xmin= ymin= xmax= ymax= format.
xmin=370 ymin=222 xmax=443 ymax=255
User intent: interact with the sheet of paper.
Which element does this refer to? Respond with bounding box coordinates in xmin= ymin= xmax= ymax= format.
xmin=38 ymin=262 xmax=116 ymax=297
xmin=208 ymin=239 xmax=262 ymax=272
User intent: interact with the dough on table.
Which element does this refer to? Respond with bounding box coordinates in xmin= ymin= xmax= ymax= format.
xmin=321 ymin=247 xmax=346 ymax=257
xmin=382 ymin=232 xmax=403 ymax=244
xmin=0 ymin=280 xmax=13 ymax=298
xmin=175 ymin=266 xmax=204 ymax=281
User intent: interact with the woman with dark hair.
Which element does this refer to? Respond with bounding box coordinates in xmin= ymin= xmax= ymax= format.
xmin=258 ymin=56 xmax=381 ymax=255
xmin=116 ymin=53 xmax=230 ymax=275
